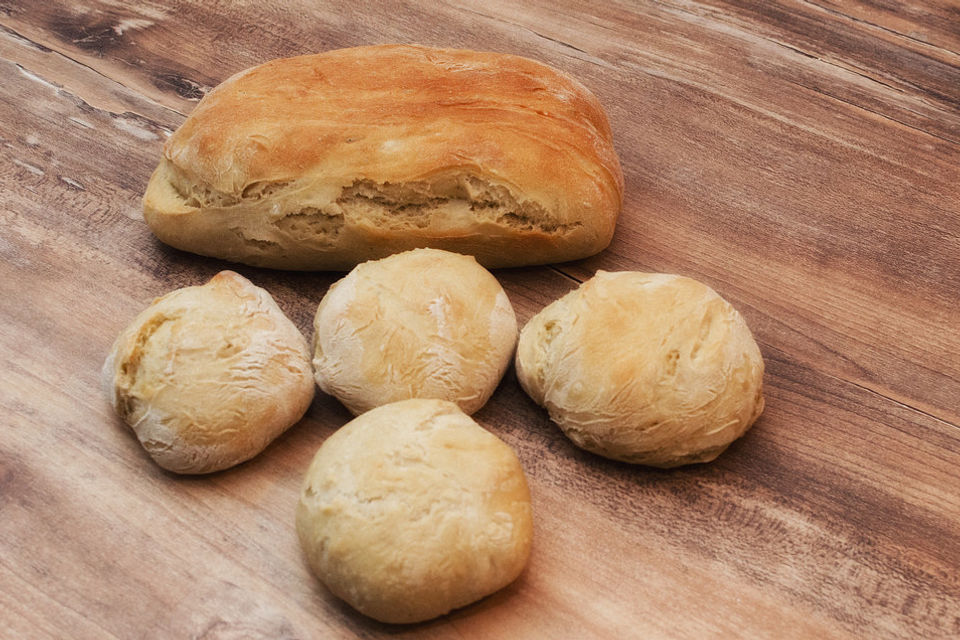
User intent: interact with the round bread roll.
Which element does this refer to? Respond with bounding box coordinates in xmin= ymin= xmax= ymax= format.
xmin=515 ymin=271 xmax=765 ymax=467
xmin=312 ymin=248 xmax=517 ymax=415
xmin=101 ymin=271 xmax=315 ymax=474
xmin=296 ymin=399 xmax=533 ymax=624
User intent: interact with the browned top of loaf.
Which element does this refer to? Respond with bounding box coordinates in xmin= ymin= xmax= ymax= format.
xmin=163 ymin=44 xmax=623 ymax=229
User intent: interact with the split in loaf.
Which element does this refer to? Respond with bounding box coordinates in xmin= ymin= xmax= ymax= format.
xmin=143 ymin=44 xmax=623 ymax=270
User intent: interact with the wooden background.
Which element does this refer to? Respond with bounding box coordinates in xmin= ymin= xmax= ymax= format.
xmin=2 ymin=1 xmax=959 ymax=638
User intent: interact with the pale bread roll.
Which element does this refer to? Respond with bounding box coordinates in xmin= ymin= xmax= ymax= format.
xmin=516 ymin=271 xmax=765 ymax=467
xmin=102 ymin=271 xmax=314 ymax=473
xmin=312 ymin=248 xmax=517 ymax=415
xmin=296 ymin=399 xmax=533 ymax=624
xmin=143 ymin=44 xmax=623 ymax=270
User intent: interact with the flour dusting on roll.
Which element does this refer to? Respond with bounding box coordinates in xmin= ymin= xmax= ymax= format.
xmin=312 ymin=248 xmax=517 ymax=415
xmin=296 ymin=399 xmax=533 ymax=624
xmin=102 ymin=271 xmax=315 ymax=473
xmin=516 ymin=271 xmax=765 ymax=467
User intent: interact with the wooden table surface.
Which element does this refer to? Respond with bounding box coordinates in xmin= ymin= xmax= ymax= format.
xmin=2 ymin=1 xmax=959 ymax=638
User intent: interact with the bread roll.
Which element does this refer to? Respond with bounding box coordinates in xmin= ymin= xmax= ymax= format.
xmin=312 ymin=248 xmax=517 ymax=415
xmin=515 ymin=271 xmax=764 ymax=467
xmin=143 ymin=44 xmax=623 ymax=270
xmin=102 ymin=271 xmax=314 ymax=473
xmin=296 ymin=399 xmax=533 ymax=624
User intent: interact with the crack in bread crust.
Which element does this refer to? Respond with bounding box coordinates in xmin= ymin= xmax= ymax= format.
xmin=169 ymin=167 xmax=582 ymax=235
xmin=115 ymin=311 xmax=179 ymax=423
xmin=143 ymin=46 xmax=623 ymax=270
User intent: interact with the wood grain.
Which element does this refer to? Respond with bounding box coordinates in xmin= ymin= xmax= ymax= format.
xmin=1 ymin=1 xmax=958 ymax=638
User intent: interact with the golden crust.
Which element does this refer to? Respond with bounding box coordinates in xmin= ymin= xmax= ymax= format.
xmin=296 ymin=399 xmax=533 ymax=624
xmin=312 ymin=249 xmax=518 ymax=415
xmin=515 ymin=272 xmax=765 ymax=468
xmin=143 ymin=44 xmax=623 ymax=269
xmin=101 ymin=271 xmax=315 ymax=473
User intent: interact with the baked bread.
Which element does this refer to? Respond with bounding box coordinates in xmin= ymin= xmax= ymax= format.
xmin=101 ymin=271 xmax=314 ymax=473
xmin=296 ymin=399 xmax=533 ymax=624
xmin=515 ymin=271 xmax=764 ymax=467
xmin=312 ymin=248 xmax=517 ymax=415
xmin=143 ymin=44 xmax=623 ymax=270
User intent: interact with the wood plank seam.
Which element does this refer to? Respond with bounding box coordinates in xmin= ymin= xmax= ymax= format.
xmin=797 ymin=0 xmax=960 ymax=58
xmin=763 ymin=342 xmax=960 ymax=435
xmin=452 ymin=2 xmax=960 ymax=152
xmin=8 ymin=58 xmax=177 ymax=143
xmin=449 ymin=4 xmax=618 ymax=70
xmin=732 ymin=30 xmax=960 ymax=146
xmin=779 ymin=73 xmax=960 ymax=146
xmin=547 ymin=265 xmax=583 ymax=285
xmin=632 ymin=0 xmax=960 ymax=146
xmin=0 ymin=22 xmax=190 ymax=120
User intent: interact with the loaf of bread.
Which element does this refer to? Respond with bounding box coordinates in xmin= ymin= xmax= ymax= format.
xmin=312 ymin=248 xmax=517 ymax=415
xmin=296 ymin=399 xmax=533 ymax=624
xmin=101 ymin=271 xmax=315 ymax=473
xmin=515 ymin=271 xmax=764 ymax=467
xmin=143 ymin=44 xmax=623 ymax=270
